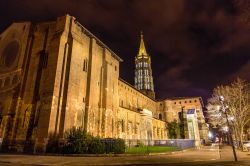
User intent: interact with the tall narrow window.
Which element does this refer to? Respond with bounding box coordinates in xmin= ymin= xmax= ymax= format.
xmin=86 ymin=59 xmax=88 ymax=71
xmin=22 ymin=108 xmax=28 ymax=127
xmin=83 ymin=59 xmax=86 ymax=71
xmin=83 ymin=59 xmax=88 ymax=72
xmin=159 ymin=113 xmax=163 ymax=120
xmin=122 ymin=120 xmax=125 ymax=132
xmin=42 ymin=52 xmax=48 ymax=68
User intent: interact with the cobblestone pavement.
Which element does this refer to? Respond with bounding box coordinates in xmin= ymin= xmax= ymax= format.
xmin=0 ymin=145 xmax=249 ymax=166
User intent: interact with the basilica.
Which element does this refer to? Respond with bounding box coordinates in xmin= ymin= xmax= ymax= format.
xmin=0 ymin=15 xmax=208 ymax=152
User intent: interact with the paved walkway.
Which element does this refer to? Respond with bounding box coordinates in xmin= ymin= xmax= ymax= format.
xmin=0 ymin=145 xmax=249 ymax=166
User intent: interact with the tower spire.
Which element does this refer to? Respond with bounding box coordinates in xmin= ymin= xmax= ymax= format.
xmin=134 ymin=32 xmax=155 ymax=99
xmin=138 ymin=31 xmax=148 ymax=57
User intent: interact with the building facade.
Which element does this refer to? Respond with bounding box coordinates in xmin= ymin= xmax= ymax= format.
xmin=158 ymin=97 xmax=209 ymax=146
xmin=0 ymin=15 xmax=208 ymax=153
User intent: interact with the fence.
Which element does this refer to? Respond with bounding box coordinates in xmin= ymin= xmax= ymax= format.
xmin=1 ymin=138 xmax=195 ymax=154
xmin=125 ymin=139 xmax=195 ymax=149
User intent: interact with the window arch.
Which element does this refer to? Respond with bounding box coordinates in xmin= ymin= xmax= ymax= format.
xmin=159 ymin=113 xmax=163 ymax=120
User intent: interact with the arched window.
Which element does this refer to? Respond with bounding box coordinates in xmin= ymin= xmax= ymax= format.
xmin=159 ymin=113 xmax=162 ymax=120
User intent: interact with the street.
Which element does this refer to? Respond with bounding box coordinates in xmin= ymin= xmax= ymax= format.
xmin=0 ymin=145 xmax=249 ymax=166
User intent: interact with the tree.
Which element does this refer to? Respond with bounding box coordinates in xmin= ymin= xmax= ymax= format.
xmin=207 ymin=78 xmax=250 ymax=150
xmin=167 ymin=120 xmax=184 ymax=139
xmin=206 ymin=98 xmax=227 ymax=128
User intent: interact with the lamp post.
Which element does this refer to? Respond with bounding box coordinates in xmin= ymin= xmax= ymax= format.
xmin=219 ymin=96 xmax=238 ymax=162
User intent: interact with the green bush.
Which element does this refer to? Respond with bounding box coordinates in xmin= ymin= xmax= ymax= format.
xmin=137 ymin=141 xmax=145 ymax=147
xmin=89 ymin=137 xmax=104 ymax=154
xmin=167 ymin=120 xmax=184 ymax=139
xmin=112 ymin=138 xmax=125 ymax=154
xmin=63 ymin=127 xmax=92 ymax=154
xmin=55 ymin=127 xmax=126 ymax=154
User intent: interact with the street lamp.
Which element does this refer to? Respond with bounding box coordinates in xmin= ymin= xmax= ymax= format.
xmin=208 ymin=131 xmax=213 ymax=139
xmin=219 ymin=96 xmax=238 ymax=162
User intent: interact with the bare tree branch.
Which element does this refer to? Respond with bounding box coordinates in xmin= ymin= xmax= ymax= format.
xmin=206 ymin=78 xmax=250 ymax=150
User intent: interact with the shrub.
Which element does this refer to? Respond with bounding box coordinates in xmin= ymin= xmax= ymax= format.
xmin=57 ymin=127 xmax=126 ymax=154
xmin=112 ymin=138 xmax=125 ymax=154
xmin=167 ymin=120 xmax=184 ymax=139
xmin=89 ymin=137 xmax=104 ymax=154
xmin=63 ymin=127 xmax=92 ymax=154
xmin=137 ymin=141 xmax=144 ymax=148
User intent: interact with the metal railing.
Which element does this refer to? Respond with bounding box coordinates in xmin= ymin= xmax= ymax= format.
xmin=1 ymin=138 xmax=195 ymax=154
xmin=125 ymin=139 xmax=195 ymax=149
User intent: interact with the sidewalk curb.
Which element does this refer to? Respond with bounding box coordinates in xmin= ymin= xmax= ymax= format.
xmin=0 ymin=149 xmax=191 ymax=157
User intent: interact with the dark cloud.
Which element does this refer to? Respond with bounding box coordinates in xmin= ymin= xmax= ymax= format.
xmin=1 ymin=0 xmax=250 ymax=103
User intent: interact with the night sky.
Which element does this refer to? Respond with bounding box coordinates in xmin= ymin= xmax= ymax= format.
xmin=1 ymin=0 xmax=250 ymax=102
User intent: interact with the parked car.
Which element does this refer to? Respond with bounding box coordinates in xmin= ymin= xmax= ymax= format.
xmin=243 ymin=141 xmax=250 ymax=151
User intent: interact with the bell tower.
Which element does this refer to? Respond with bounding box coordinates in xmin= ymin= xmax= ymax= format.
xmin=134 ymin=32 xmax=155 ymax=99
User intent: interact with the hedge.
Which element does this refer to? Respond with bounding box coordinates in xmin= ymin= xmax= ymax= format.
xmin=46 ymin=127 xmax=125 ymax=154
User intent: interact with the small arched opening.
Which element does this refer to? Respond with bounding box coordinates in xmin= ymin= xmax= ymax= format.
xmin=159 ymin=113 xmax=162 ymax=120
